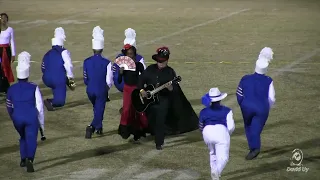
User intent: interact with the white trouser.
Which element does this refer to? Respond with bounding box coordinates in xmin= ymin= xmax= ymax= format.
xmin=202 ymin=125 xmax=230 ymax=175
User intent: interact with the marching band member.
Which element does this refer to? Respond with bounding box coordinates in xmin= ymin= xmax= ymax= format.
xmin=6 ymin=52 xmax=45 ymax=173
xmin=112 ymin=28 xmax=146 ymax=113
xmin=138 ymin=47 xmax=198 ymax=150
xmin=117 ymin=44 xmax=147 ymax=141
xmin=200 ymin=88 xmax=235 ymax=180
xmin=84 ymin=26 xmax=113 ymax=139
xmin=41 ymin=27 xmax=75 ymax=111
xmin=236 ymin=47 xmax=276 ymax=160
xmin=0 ymin=13 xmax=15 ymax=94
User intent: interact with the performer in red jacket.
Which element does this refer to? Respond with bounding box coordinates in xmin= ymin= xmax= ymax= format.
xmin=0 ymin=13 xmax=15 ymax=94
xmin=118 ymin=44 xmax=148 ymax=142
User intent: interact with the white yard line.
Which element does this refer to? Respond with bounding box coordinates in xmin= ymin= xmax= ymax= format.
xmin=14 ymin=9 xmax=100 ymax=32
xmin=31 ymin=8 xmax=251 ymax=85
xmin=225 ymin=48 xmax=320 ymax=107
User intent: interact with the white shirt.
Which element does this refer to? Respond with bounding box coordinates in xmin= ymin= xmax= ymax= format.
xmin=106 ymin=63 xmax=113 ymax=88
xmin=139 ymin=58 xmax=146 ymax=69
xmin=226 ymin=111 xmax=235 ymax=135
xmin=137 ymin=58 xmax=146 ymax=75
xmin=35 ymin=86 xmax=45 ymax=130
xmin=268 ymin=81 xmax=276 ymax=108
xmin=61 ymin=50 xmax=74 ymax=78
xmin=0 ymin=27 xmax=16 ymax=56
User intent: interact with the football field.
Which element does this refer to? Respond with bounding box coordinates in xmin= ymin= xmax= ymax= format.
xmin=0 ymin=0 xmax=319 ymax=179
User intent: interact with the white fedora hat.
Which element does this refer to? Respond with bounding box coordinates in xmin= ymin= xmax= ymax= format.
xmin=208 ymin=87 xmax=227 ymax=102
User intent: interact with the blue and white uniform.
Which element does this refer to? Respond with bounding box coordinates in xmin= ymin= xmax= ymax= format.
xmin=7 ymin=51 xmax=44 ymax=172
xmin=236 ymin=47 xmax=276 ymax=160
xmin=41 ymin=27 xmax=74 ymax=109
xmin=199 ymin=88 xmax=235 ymax=180
xmin=84 ymin=26 xmax=113 ymax=138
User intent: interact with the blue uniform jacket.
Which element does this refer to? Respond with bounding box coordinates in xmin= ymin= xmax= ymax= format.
xmin=199 ymin=104 xmax=230 ymax=131
xmin=6 ymin=81 xmax=38 ymax=122
xmin=83 ymin=54 xmax=111 ymax=95
xmin=42 ymin=46 xmax=67 ymax=85
xmin=237 ymin=73 xmax=273 ymax=114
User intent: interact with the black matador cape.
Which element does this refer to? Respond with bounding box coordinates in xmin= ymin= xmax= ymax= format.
xmin=149 ymin=84 xmax=199 ymax=135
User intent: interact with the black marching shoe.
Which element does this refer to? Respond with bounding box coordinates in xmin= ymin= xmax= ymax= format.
xmin=141 ymin=132 xmax=147 ymax=138
xmin=25 ymin=158 xmax=34 ymax=173
xmin=118 ymin=125 xmax=131 ymax=139
xmin=141 ymin=129 xmax=147 ymax=138
xmin=245 ymin=149 xmax=260 ymax=160
xmin=85 ymin=125 xmax=95 ymax=139
xmin=20 ymin=159 xmax=26 ymax=167
xmin=156 ymin=144 xmax=163 ymax=150
xmin=44 ymin=99 xmax=54 ymax=111
xmin=133 ymin=134 xmax=140 ymax=143
xmin=96 ymin=128 xmax=103 ymax=135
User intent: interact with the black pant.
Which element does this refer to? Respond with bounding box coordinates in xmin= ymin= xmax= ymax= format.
xmin=146 ymin=96 xmax=169 ymax=146
xmin=0 ymin=63 xmax=10 ymax=93
xmin=0 ymin=47 xmax=11 ymax=93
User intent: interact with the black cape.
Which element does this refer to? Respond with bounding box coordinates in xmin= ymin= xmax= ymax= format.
xmin=150 ymin=84 xmax=199 ymax=135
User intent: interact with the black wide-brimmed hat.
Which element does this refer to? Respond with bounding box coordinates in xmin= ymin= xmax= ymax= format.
xmin=152 ymin=46 xmax=170 ymax=62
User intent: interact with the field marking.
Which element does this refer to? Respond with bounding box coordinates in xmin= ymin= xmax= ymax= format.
xmin=110 ymin=136 xmax=188 ymax=180
xmin=109 ymin=8 xmax=251 ymax=180
xmin=34 ymin=168 xmax=109 ymax=180
xmin=31 ymin=8 xmax=250 ymax=85
xmin=217 ymin=48 xmax=320 ymax=108
xmin=269 ymin=49 xmax=320 ymax=77
xmin=111 ymin=150 xmax=161 ymax=180
xmin=224 ymin=49 xmax=320 ymax=106
xmin=14 ymin=61 xmax=320 ymax=65
xmin=14 ymin=9 xmax=100 ymax=32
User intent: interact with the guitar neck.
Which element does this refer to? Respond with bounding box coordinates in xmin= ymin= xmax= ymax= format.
xmin=150 ymin=82 xmax=171 ymax=95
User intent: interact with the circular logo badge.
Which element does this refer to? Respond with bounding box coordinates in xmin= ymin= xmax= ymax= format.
xmin=290 ymin=149 xmax=303 ymax=166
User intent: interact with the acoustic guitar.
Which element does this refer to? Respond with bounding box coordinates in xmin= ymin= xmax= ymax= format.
xmin=131 ymin=76 xmax=181 ymax=112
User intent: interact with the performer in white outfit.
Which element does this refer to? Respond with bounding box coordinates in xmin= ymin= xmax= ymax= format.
xmin=199 ymin=88 xmax=235 ymax=180
xmin=0 ymin=13 xmax=16 ymax=93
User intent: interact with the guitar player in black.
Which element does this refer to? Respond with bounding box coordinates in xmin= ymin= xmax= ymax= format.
xmin=137 ymin=47 xmax=198 ymax=150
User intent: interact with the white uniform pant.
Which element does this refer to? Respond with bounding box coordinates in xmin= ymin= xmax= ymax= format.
xmin=202 ymin=125 xmax=230 ymax=175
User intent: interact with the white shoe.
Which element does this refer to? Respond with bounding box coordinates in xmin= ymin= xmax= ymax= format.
xmin=211 ymin=169 xmax=219 ymax=180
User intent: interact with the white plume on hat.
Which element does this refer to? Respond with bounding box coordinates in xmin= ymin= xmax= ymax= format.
xmin=92 ymin=26 xmax=104 ymax=50
xmin=124 ymin=28 xmax=136 ymax=48
xmin=258 ymin=47 xmax=274 ymax=63
xmin=16 ymin=51 xmax=31 ymax=79
xmin=52 ymin=27 xmax=66 ymax=46
xmin=255 ymin=47 xmax=273 ymax=74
